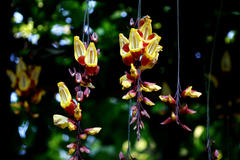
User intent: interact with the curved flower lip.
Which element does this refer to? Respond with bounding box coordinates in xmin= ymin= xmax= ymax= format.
xmin=84 ymin=127 xmax=102 ymax=135
xmin=119 ymin=34 xmax=134 ymax=66
xmin=30 ymin=66 xmax=41 ymax=86
xmin=6 ymin=70 xmax=17 ymax=88
xmin=74 ymin=36 xmax=86 ymax=65
xmin=16 ymin=57 xmax=27 ymax=77
xmin=129 ymin=28 xmax=148 ymax=60
xmin=159 ymin=94 xmax=176 ymax=104
xmin=141 ymin=35 xmax=161 ymax=66
xmin=181 ymin=86 xmax=202 ymax=98
xmin=139 ymin=16 xmax=152 ymax=41
xmin=85 ymin=42 xmax=98 ymax=76
xmin=18 ymin=71 xmax=31 ymax=91
xmin=57 ymin=82 xmax=76 ymax=116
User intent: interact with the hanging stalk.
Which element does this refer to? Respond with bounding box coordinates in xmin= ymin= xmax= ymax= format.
xmin=206 ymin=1 xmax=223 ymax=159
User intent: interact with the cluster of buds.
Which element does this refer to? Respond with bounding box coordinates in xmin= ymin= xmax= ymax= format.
xmin=159 ymin=86 xmax=202 ymax=131
xmin=119 ymin=15 xmax=162 ymax=140
xmin=6 ymin=57 xmax=45 ymax=117
xmin=53 ymin=33 xmax=101 ymax=160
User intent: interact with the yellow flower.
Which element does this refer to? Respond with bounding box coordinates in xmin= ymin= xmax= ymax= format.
xmin=18 ymin=71 xmax=31 ymax=91
xmin=139 ymin=15 xmax=152 ymax=41
xmin=53 ymin=114 xmax=69 ymax=129
xmin=74 ymin=103 xmax=82 ymax=121
xmin=29 ymin=66 xmax=41 ymax=86
xmin=142 ymin=81 xmax=161 ymax=92
xmin=130 ymin=63 xmax=139 ymax=79
xmin=84 ymin=127 xmax=102 ymax=135
xmin=119 ymin=74 xmax=133 ymax=90
xmin=119 ymin=33 xmax=133 ymax=66
xmin=66 ymin=143 xmax=77 ymax=155
xmin=141 ymin=34 xmax=161 ymax=66
xmin=57 ymin=82 xmax=76 ymax=116
xmin=85 ymin=42 xmax=98 ymax=76
xmin=16 ymin=57 xmax=27 ymax=77
xmin=6 ymin=70 xmax=17 ymax=88
xmin=181 ymin=86 xmax=202 ymax=98
xmin=74 ymin=36 xmax=86 ymax=65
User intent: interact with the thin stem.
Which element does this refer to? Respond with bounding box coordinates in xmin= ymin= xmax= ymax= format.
xmin=137 ymin=0 xmax=141 ymax=29
xmin=177 ymin=0 xmax=180 ymax=81
xmin=206 ymin=1 xmax=223 ymax=159
xmin=126 ymin=88 xmax=132 ymax=160
xmin=86 ymin=0 xmax=90 ymax=46
xmin=82 ymin=0 xmax=88 ymax=42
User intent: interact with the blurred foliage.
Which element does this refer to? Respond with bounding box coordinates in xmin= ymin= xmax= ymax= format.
xmin=5 ymin=0 xmax=240 ymax=159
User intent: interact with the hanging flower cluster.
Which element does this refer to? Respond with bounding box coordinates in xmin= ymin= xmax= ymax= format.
xmin=159 ymin=86 xmax=202 ymax=131
xmin=53 ymin=33 xmax=101 ymax=160
xmin=6 ymin=57 xmax=45 ymax=117
xmin=119 ymin=15 xmax=162 ymax=140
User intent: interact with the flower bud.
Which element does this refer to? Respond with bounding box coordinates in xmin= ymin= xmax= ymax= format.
xmin=68 ymin=67 xmax=76 ymax=77
xmin=140 ymin=110 xmax=150 ymax=118
xmin=79 ymin=146 xmax=91 ymax=153
xmin=130 ymin=63 xmax=139 ymax=79
xmin=180 ymin=104 xmax=197 ymax=115
xmin=130 ymin=116 xmax=137 ymax=125
xmin=76 ymin=91 xmax=83 ymax=102
xmin=75 ymin=72 xmax=82 ymax=83
xmin=66 ymin=143 xmax=77 ymax=155
xmin=181 ymin=124 xmax=192 ymax=131
xmin=74 ymin=103 xmax=82 ymax=121
xmin=160 ymin=117 xmax=172 ymax=125
xmin=130 ymin=18 xmax=134 ymax=27
xmin=213 ymin=149 xmax=219 ymax=159
xmin=171 ymin=111 xmax=177 ymax=121
xmin=84 ymin=127 xmax=102 ymax=135
xmin=91 ymin=32 xmax=98 ymax=43
xmin=79 ymin=133 xmax=87 ymax=140
xmin=97 ymin=48 xmax=100 ymax=56
xmin=83 ymin=87 xmax=90 ymax=98
xmin=143 ymin=97 xmax=155 ymax=106
xmin=119 ymin=152 xmax=125 ymax=160
xmin=68 ymin=121 xmax=77 ymax=131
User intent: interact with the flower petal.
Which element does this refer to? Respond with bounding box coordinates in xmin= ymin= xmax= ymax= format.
xmin=85 ymin=42 xmax=98 ymax=76
xmin=57 ymin=82 xmax=76 ymax=116
xmin=6 ymin=70 xmax=17 ymax=88
xmin=74 ymin=36 xmax=86 ymax=65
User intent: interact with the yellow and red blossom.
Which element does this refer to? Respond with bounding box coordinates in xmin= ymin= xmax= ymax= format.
xmin=53 ymin=114 xmax=77 ymax=131
xmin=66 ymin=143 xmax=77 ymax=155
xmin=159 ymin=94 xmax=176 ymax=104
xmin=130 ymin=63 xmax=139 ymax=79
xmin=85 ymin=42 xmax=98 ymax=76
xmin=74 ymin=103 xmax=82 ymax=121
xmin=79 ymin=133 xmax=87 ymax=140
xmin=84 ymin=127 xmax=102 ymax=135
xmin=57 ymin=82 xmax=77 ymax=116
xmin=7 ymin=57 xmax=44 ymax=117
xmin=119 ymin=15 xmax=162 ymax=68
xmin=181 ymin=86 xmax=202 ymax=98
xmin=74 ymin=36 xmax=86 ymax=65
xmin=143 ymin=81 xmax=161 ymax=91
xmin=122 ymin=89 xmax=136 ymax=100
xmin=143 ymin=97 xmax=155 ymax=106
xmin=119 ymin=33 xmax=134 ymax=66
